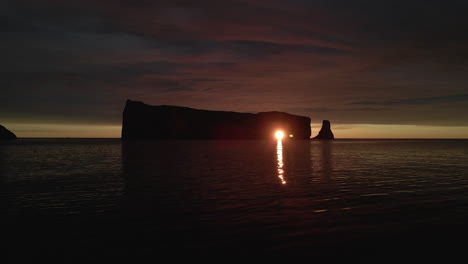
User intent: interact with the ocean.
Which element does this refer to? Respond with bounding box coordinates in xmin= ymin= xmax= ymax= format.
xmin=2 ymin=139 xmax=468 ymax=261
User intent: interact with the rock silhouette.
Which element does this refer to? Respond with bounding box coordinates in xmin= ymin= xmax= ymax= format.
xmin=0 ymin=124 xmax=17 ymax=140
xmin=122 ymin=100 xmax=311 ymax=140
xmin=313 ymin=120 xmax=334 ymax=140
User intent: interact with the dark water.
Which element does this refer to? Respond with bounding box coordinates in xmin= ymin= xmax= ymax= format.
xmin=2 ymin=139 xmax=468 ymax=261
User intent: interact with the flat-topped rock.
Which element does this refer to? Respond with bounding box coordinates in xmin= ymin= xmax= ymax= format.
xmin=122 ymin=100 xmax=311 ymax=140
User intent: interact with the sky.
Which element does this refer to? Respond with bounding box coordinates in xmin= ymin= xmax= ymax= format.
xmin=2 ymin=0 xmax=468 ymax=138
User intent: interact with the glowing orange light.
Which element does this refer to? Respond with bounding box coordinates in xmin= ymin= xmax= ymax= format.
xmin=275 ymin=130 xmax=285 ymax=140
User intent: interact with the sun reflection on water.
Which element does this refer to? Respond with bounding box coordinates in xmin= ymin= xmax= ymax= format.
xmin=276 ymin=140 xmax=286 ymax=184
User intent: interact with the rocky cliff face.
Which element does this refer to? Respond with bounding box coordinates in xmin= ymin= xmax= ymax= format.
xmin=0 ymin=124 xmax=17 ymax=140
xmin=122 ymin=100 xmax=311 ymax=140
xmin=313 ymin=120 xmax=334 ymax=140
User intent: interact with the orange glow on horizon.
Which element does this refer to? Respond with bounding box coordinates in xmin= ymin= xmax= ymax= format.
xmin=3 ymin=122 xmax=468 ymax=139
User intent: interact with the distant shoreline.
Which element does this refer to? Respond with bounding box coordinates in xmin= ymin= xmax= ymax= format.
xmin=9 ymin=138 xmax=468 ymax=140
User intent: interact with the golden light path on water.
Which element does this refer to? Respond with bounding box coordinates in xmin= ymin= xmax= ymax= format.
xmin=276 ymin=139 xmax=286 ymax=185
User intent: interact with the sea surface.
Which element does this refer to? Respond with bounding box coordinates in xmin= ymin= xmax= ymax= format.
xmin=2 ymin=139 xmax=468 ymax=261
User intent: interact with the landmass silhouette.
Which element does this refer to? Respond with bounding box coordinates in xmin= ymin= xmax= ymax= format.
xmin=0 ymin=124 xmax=16 ymax=140
xmin=313 ymin=120 xmax=335 ymax=140
xmin=122 ymin=100 xmax=312 ymax=140
xmin=2 ymin=102 xmax=336 ymax=140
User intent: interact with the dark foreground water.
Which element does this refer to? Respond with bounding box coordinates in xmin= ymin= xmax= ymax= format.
xmin=2 ymin=139 xmax=468 ymax=261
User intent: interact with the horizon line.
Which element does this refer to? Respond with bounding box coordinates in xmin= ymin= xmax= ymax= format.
xmin=11 ymin=137 xmax=468 ymax=140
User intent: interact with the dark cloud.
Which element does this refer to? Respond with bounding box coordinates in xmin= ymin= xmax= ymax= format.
xmin=290 ymin=107 xmax=394 ymax=113
xmin=1 ymin=0 xmax=468 ymax=129
xmin=351 ymin=94 xmax=468 ymax=106
xmin=225 ymin=40 xmax=346 ymax=58
xmin=191 ymin=78 xmax=224 ymax=82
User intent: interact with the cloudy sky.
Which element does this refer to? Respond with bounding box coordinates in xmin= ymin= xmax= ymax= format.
xmin=2 ymin=0 xmax=468 ymax=138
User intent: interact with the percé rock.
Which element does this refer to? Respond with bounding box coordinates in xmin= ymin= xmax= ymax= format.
xmin=313 ymin=120 xmax=334 ymax=140
xmin=0 ymin=124 xmax=17 ymax=140
xmin=122 ymin=100 xmax=311 ymax=140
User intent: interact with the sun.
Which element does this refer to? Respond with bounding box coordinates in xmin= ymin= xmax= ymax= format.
xmin=275 ymin=130 xmax=285 ymax=140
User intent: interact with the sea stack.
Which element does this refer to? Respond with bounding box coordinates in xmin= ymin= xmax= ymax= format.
xmin=313 ymin=120 xmax=334 ymax=140
xmin=122 ymin=100 xmax=311 ymax=140
xmin=0 ymin=124 xmax=17 ymax=140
